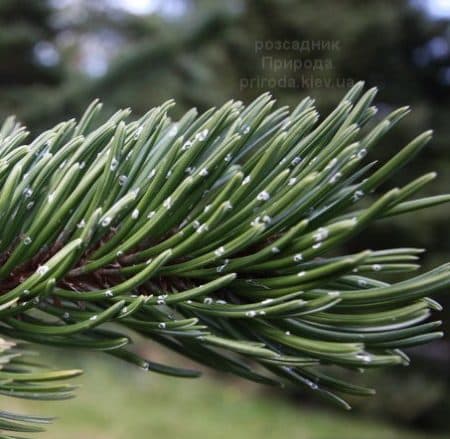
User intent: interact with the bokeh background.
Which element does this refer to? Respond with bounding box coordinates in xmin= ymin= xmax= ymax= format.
xmin=2 ymin=0 xmax=449 ymax=438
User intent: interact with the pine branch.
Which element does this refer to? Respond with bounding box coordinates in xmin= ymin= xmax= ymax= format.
xmin=0 ymin=82 xmax=449 ymax=434
xmin=0 ymin=337 xmax=81 ymax=437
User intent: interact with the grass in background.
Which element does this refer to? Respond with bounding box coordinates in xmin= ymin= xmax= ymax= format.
xmin=6 ymin=353 xmax=446 ymax=439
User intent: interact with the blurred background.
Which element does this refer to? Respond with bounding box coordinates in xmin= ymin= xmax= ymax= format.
xmin=2 ymin=0 xmax=449 ymax=437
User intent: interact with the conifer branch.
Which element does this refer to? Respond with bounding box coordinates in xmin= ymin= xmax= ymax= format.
xmin=0 ymin=82 xmax=449 ymax=434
